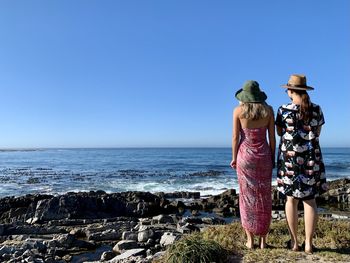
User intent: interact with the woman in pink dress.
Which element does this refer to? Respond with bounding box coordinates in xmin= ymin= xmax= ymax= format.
xmin=230 ymin=80 xmax=275 ymax=249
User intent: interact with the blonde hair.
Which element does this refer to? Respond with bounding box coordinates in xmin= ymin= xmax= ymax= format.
xmin=240 ymin=102 xmax=272 ymax=120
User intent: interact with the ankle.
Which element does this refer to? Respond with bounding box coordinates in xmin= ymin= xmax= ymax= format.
xmin=304 ymin=241 xmax=312 ymax=249
xmin=291 ymin=239 xmax=298 ymax=248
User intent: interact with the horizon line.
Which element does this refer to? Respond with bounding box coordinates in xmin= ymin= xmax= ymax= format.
xmin=1 ymin=146 xmax=349 ymax=151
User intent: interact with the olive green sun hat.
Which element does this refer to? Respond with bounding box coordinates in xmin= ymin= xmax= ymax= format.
xmin=235 ymin=80 xmax=267 ymax=103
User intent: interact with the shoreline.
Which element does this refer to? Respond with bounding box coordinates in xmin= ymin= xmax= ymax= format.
xmin=0 ymin=178 xmax=349 ymax=262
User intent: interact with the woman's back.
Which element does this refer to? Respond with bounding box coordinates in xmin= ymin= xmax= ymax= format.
xmin=239 ymin=115 xmax=270 ymax=129
xmin=236 ymin=103 xmax=272 ymax=129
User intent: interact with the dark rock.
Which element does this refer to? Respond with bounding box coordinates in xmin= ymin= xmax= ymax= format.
xmin=0 ymin=194 xmax=53 ymax=224
xmin=1 ymin=253 xmax=12 ymax=261
xmin=0 ymin=245 xmax=11 ymax=256
xmin=101 ymin=251 xmax=115 ymax=261
xmin=327 ymin=178 xmax=350 ymax=189
xmin=0 ymin=179 xmax=348 ymax=263
xmin=201 ymin=217 xmax=226 ymax=225
xmin=152 ymin=214 xmax=175 ymax=224
xmin=159 ymin=191 xmax=200 ymax=199
xmin=169 ymin=200 xmax=185 ymax=210
xmin=188 ymin=170 xmax=224 ymax=177
xmin=0 ymin=191 xmax=168 ymax=224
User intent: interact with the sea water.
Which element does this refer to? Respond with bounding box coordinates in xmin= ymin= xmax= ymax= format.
xmin=0 ymin=147 xmax=349 ymax=198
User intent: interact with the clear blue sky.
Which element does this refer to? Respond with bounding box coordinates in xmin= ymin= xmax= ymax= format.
xmin=0 ymin=1 xmax=349 ymax=148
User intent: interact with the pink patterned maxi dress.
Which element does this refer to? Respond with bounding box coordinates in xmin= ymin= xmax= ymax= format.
xmin=236 ymin=127 xmax=273 ymax=236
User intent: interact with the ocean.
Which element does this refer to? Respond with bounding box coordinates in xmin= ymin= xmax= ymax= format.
xmin=0 ymin=147 xmax=349 ymax=198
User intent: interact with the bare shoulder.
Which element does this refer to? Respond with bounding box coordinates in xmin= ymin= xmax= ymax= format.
xmin=265 ymin=103 xmax=274 ymax=112
xmin=265 ymin=104 xmax=274 ymax=116
xmin=233 ymin=105 xmax=242 ymax=115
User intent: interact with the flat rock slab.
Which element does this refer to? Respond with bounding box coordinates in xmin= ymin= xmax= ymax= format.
xmin=109 ymin=248 xmax=146 ymax=262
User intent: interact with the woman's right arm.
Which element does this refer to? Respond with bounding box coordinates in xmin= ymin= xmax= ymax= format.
xmin=268 ymin=109 xmax=276 ymax=167
xmin=275 ymin=106 xmax=283 ymax=136
xmin=230 ymin=107 xmax=241 ymax=169
xmin=276 ymin=126 xmax=283 ymax=137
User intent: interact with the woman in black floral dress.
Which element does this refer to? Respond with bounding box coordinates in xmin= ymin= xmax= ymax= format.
xmin=276 ymin=74 xmax=327 ymax=254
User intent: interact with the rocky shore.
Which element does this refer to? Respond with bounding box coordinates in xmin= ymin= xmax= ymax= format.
xmin=0 ymin=178 xmax=349 ymax=263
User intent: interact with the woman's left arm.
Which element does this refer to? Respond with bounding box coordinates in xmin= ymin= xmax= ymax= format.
xmin=316 ymin=106 xmax=325 ymax=136
xmin=230 ymin=107 xmax=241 ymax=169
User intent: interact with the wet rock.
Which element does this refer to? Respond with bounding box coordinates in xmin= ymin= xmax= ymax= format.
xmin=168 ymin=200 xmax=186 ymax=211
xmin=191 ymin=210 xmax=201 ymax=216
xmin=1 ymin=253 xmax=12 ymax=261
xmin=0 ymin=245 xmax=11 ymax=256
xmin=0 ymin=191 xmax=165 ymax=224
xmin=101 ymin=251 xmax=115 ymax=261
xmin=157 ymin=191 xmax=200 ymax=199
xmin=188 ymin=170 xmax=223 ymax=177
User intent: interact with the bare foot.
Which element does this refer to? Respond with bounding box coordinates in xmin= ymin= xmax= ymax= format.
xmin=287 ymin=239 xmax=299 ymax=251
xmin=304 ymin=243 xmax=313 ymax=254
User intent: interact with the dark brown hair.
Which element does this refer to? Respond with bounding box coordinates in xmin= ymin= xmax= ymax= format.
xmin=291 ymin=89 xmax=312 ymax=122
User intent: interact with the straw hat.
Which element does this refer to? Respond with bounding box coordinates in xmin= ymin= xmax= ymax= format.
xmin=281 ymin=74 xmax=314 ymax=90
xmin=235 ymin=80 xmax=267 ymax=103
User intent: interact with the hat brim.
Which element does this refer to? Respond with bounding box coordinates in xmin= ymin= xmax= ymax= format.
xmin=281 ymin=85 xmax=314 ymax=90
xmin=235 ymin=89 xmax=267 ymax=103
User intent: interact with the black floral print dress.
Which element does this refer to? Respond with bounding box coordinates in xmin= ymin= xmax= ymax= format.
xmin=276 ymin=103 xmax=327 ymax=199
